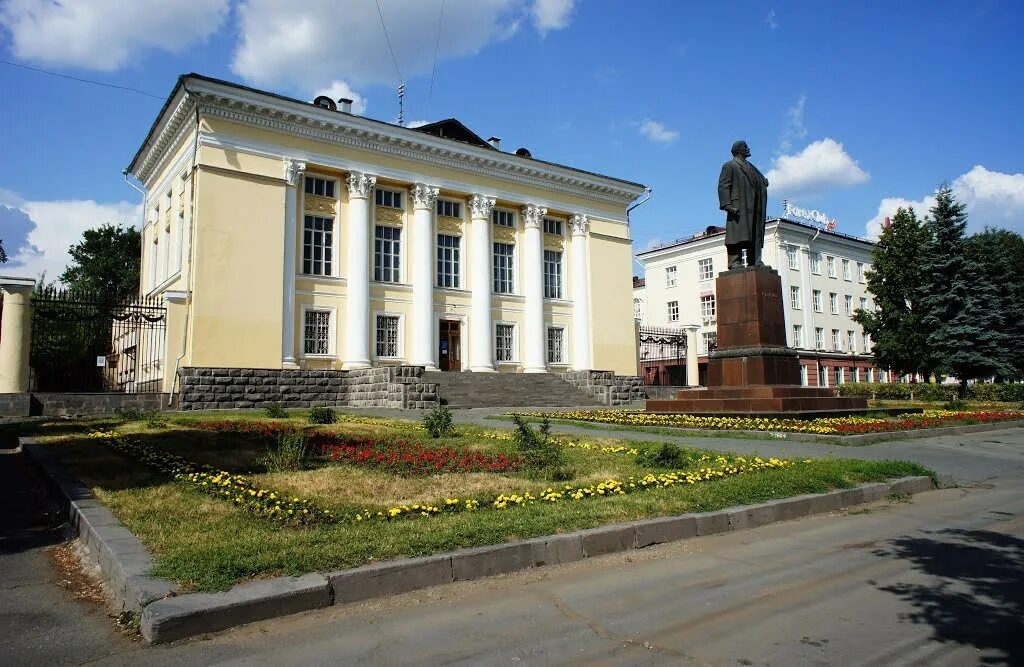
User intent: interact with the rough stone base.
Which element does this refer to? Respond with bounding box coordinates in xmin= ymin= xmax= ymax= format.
xmin=562 ymin=370 xmax=646 ymax=405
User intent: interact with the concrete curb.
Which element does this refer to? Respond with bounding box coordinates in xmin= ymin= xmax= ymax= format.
xmin=22 ymin=436 xmax=935 ymax=645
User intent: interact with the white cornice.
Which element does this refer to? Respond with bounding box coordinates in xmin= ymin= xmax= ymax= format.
xmin=130 ymin=77 xmax=646 ymax=207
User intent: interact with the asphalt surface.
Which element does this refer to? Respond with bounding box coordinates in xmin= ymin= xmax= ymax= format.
xmin=2 ymin=420 xmax=1023 ymax=665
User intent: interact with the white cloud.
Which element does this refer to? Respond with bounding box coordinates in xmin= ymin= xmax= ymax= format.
xmin=0 ymin=0 xmax=229 ymax=71
xmin=405 ymin=120 xmax=431 ymax=128
xmin=766 ymin=138 xmax=869 ymax=198
xmin=764 ymin=9 xmax=778 ymax=29
xmin=865 ymin=165 xmax=1024 ymax=239
xmin=2 ymin=193 xmax=140 ymax=282
xmin=232 ymin=0 xmax=546 ymax=90
xmin=313 ymin=80 xmax=368 ymax=115
xmin=532 ymin=0 xmax=575 ymax=34
xmin=778 ymin=94 xmax=807 ymax=154
xmin=637 ymin=119 xmax=679 ymax=144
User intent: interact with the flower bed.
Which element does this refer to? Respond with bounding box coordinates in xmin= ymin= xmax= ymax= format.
xmin=319 ymin=438 xmax=523 ymax=475
xmin=524 ymin=409 xmax=1024 ymax=435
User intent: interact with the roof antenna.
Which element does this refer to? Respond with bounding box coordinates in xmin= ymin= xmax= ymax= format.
xmin=398 ymin=83 xmax=405 ymax=127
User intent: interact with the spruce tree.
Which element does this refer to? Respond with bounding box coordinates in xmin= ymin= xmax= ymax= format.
xmin=968 ymin=228 xmax=1024 ymax=380
xmin=853 ymin=207 xmax=930 ymax=379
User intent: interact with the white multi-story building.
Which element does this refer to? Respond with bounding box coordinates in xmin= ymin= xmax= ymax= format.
xmin=634 ymin=217 xmax=886 ymax=387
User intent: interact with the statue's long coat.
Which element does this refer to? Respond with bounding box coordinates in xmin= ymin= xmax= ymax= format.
xmin=717 ymin=157 xmax=769 ymax=249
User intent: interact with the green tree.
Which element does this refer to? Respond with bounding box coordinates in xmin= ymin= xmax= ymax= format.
xmin=853 ymin=207 xmax=931 ymax=379
xmin=0 ymin=238 xmax=7 ymax=263
xmin=967 ymin=228 xmax=1024 ymax=380
xmin=919 ymin=187 xmax=1009 ymax=396
xmin=59 ymin=224 xmax=141 ymax=300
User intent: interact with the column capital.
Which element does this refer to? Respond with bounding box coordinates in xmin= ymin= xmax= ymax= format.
xmin=522 ymin=203 xmax=547 ymax=229
xmin=346 ymin=171 xmax=377 ymax=199
xmin=283 ymin=158 xmax=306 ymax=186
xmin=410 ymin=183 xmax=440 ymax=210
xmin=570 ymin=213 xmax=590 ymax=236
xmin=468 ymin=194 xmax=496 ymax=219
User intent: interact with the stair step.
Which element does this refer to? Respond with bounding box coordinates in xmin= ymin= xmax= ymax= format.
xmin=423 ymin=371 xmax=602 ymax=408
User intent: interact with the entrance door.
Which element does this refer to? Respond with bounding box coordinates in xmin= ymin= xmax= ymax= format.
xmin=439 ymin=320 xmax=462 ymax=371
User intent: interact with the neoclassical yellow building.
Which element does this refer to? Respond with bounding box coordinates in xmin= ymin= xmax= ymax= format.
xmin=128 ymin=74 xmax=646 ymax=392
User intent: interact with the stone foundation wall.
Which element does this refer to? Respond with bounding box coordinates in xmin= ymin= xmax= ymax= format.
xmin=561 ymin=370 xmax=646 ymax=406
xmin=0 ymin=392 xmax=31 ymax=417
xmin=177 ymin=366 xmax=438 ymax=411
xmin=30 ymin=393 xmax=169 ymax=417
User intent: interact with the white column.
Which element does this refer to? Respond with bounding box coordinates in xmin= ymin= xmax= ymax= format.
xmin=521 ymin=204 xmax=547 ymax=373
xmin=0 ymin=278 xmax=34 ymax=393
xmin=410 ymin=183 xmax=440 ymax=370
xmin=684 ymin=325 xmax=700 ymax=386
xmin=343 ymin=171 xmax=376 ymax=369
xmin=281 ymin=158 xmax=305 ymax=369
xmin=469 ymin=194 xmax=496 ymax=372
xmin=569 ymin=213 xmax=592 ymax=370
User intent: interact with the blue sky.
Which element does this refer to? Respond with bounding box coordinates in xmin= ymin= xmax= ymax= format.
xmin=2 ymin=0 xmax=1022 ymax=280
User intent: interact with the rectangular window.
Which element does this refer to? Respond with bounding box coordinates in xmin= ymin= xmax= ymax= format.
xmin=543 ymin=250 xmax=563 ymax=299
xmin=149 ymin=237 xmax=158 ymax=289
xmin=832 ymin=329 xmax=841 ymax=351
xmin=374 ymin=225 xmax=401 ymax=282
xmin=792 ymin=324 xmax=803 ymax=348
xmin=375 ymin=314 xmax=400 ymax=358
xmin=547 ymin=327 xmax=565 ymax=364
xmin=667 ymin=300 xmax=679 ymax=323
xmin=496 ymin=324 xmax=515 ymax=362
xmin=700 ymin=294 xmax=716 ymax=320
xmin=701 ymin=332 xmax=714 ymax=354
xmin=863 ymin=333 xmax=870 ymax=352
xmin=857 ymin=262 xmax=865 ymax=283
xmin=835 ymin=366 xmax=843 ymax=386
xmin=665 ymin=265 xmax=678 ymax=288
xmin=304 ymin=177 xmax=336 ymax=198
xmin=436 ymin=199 xmax=461 ymax=218
xmin=375 ymin=188 xmax=403 ymax=209
xmin=848 ymin=330 xmax=857 ymax=353
xmin=860 ymin=297 xmax=867 ymax=311
xmin=844 ymin=295 xmax=853 ymax=315
xmin=813 ymin=289 xmax=822 ymax=312
xmin=815 ymin=327 xmax=824 ymax=349
xmin=842 ymin=259 xmax=852 ymax=281
xmin=161 ymin=223 xmax=170 ymax=280
xmin=810 ymin=253 xmax=822 ymax=274
xmin=830 ymin=292 xmax=838 ymax=314
xmin=787 ymin=246 xmax=799 ymax=269
xmin=698 ymin=258 xmax=714 ymax=281
xmin=827 ymin=256 xmax=836 ymax=278
xmin=303 ymin=215 xmax=334 ymax=275
xmin=790 ymin=285 xmax=801 ymax=309
xmin=492 ymin=209 xmax=515 ymax=227
xmin=436 ymin=234 xmax=460 ymax=288
xmin=493 ymin=242 xmax=515 ymax=293
xmin=303 ymin=309 xmax=332 ymax=355
xmin=543 ymin=217 xmax=563 ymax=235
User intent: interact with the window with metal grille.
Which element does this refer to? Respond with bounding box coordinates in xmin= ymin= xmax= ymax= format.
xmin=668 ymin=300 xmax=679 ymax=322
xmin=698 ymin=258 xmax=714 ymax=281
xmin=543 ymin=217 xmax=563 ymax=235
xmin=305 ymin=177 xmax=335 ymax=198
xmin=493 ymin=242 xmax=515 ymax=293
xmin=492 ymin=209 xmax=515 ymax=227
xmin=436 ymin=234 xmax=460 ymax=288
xmin=544 ymin=250 xmax=563 ymax=298
xmin=665 ymin=265 xmax=677 ymax=287
xmin=375 ymin=314 xmax=400 ymax=357
xmin=374 ymin=225 xmax=401 ymax=282
xmin=547 ymin=327 xmax=565 ymax=364
xmin=496 ymin=324 xmax=515 ymax=362
xmin=437 ymin=199 xmax=461 ymax=218
xmin=303 ymin=215 xmax=334 ymax=275
xmin=304 ymin=310 xmax=331 ymax=355
xmin=700 ymin=294 xmax=716 ymax=319
xmin=790 ymin=286 xmax=801 ymax=309
xmin=375 ymin=188 xmax=403 ymax=209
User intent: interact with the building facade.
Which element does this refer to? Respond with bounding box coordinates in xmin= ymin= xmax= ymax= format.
xmin=128 ymin=75 xmax=646 ymax=392
xmin=635 ymin=218 xmax=887 ymax=387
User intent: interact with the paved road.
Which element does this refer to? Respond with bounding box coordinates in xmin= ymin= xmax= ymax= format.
xmin=3 ymin=423 xmax=1023 ymax=665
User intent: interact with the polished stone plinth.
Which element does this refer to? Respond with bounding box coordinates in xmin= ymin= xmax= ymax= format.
xmin=647 ymin=266 xmax=868 ymax=417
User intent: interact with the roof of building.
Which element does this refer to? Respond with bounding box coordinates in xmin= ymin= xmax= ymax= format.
xmin=635 ymin=217 xmax=874 ymax=257
xmin=126 ymin=73 xmax=647 ymax=197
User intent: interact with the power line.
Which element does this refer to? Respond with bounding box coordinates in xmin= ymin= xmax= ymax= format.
xmin=0 ymin=59 xmax=164 ymax=100
xmin=426 ymin=0 xmax=445 ymax=119
xmin=374 ymin=0 xmax=403 ymax=84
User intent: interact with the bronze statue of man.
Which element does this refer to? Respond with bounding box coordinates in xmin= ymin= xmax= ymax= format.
xmin=718 ymin=140 xmax=769 ymax=269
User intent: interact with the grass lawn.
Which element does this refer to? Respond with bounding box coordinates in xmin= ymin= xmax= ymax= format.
xmin=23 ymin=411 xmax=931 ymax=591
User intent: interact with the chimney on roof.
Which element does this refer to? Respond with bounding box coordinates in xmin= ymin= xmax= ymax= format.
xmin=337 ymin=98 xmax=353 ymax=114
xmin=488 ymin=136 xmax=501 ymax=150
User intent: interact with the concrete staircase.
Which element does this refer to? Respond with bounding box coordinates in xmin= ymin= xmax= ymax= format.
xmin=426 ymin=372 xmax=604 ymax=408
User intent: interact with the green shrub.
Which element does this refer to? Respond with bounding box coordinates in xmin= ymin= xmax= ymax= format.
xmin=635 ymin=443 xmax=686 ymax=468
xmin=308 ymin=406 xmax=337 ymax=424
xmin=263 ymin=403 xmax=288 ymax=419
xmin=142 ymin=409 xmax=166 ymax=429
xmin=260 ymin=431 xmax=308 ymax=472
xmin=510 ymin=414 xmax=565 ymax=475
xmin=116 ymin=407 xmax=144 ymax=421
xmin=839 ymin=381 xmax=1024 ymax=403
xmin=423 ymin=405 xmax=455 ymax=438
xmin=942 ymin=398 xmax=969 ymax=411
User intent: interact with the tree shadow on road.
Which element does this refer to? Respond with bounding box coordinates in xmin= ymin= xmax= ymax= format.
xmin=873 ymin=526 xmax=1024 ymax=664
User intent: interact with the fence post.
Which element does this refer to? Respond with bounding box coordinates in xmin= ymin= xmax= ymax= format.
xmin=0 ymin=277 xmax=35 ymax=393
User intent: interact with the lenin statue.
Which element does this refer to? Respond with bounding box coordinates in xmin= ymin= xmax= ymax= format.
xmin=718 ymin=140 xmax=769 ymax=269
